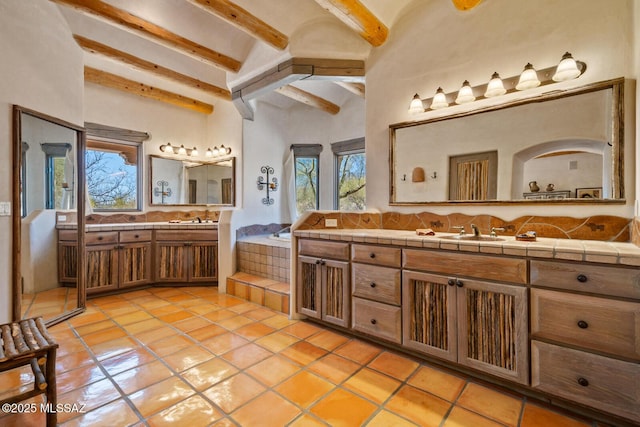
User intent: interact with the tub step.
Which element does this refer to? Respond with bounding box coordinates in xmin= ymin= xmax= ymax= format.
xmin=227 ymin=272 xmax=290 ymax=314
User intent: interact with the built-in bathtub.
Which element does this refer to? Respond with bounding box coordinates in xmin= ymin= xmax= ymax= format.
xmin=236 ymin=224 xmax=291 ymax=283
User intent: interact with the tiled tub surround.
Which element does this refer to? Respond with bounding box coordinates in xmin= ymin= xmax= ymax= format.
xmin=237 ymin=236 xmax=291 ymax=283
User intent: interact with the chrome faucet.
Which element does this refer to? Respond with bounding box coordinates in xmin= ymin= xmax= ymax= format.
xmin=490 ymin=227 xmax=505 ymax=237
xmin=470 ymin=224 xmax=481 ymax=237
xmin=452 ymin=226 xmax=466 ymax=236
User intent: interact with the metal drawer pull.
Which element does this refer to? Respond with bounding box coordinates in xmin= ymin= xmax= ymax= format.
xmin=448 ymin=279 xmax=455 ymax=286
xmin=134 ymin=234 xmax=139 ymax=238
xmin=316 ymin=260 xmax=321 ymax=265
xmin=576 ymin=274 xmax=588 ymax=283
xmin=370 ymin=319 xmax=377 ymax=325
xmin=577 ymin=320 xmax=589 ymax=329
xmin=577 ymin=377 xmax=589 ymax=387
xmin=456 ymin=279 xmax=463 ymax=287
xmin=97 ymin=236 xmax=103 ymax=240
xmin=369 ymin=253 xmax=376 ymax=259
xmin=370 ymin=282 xmax=376 ymax=288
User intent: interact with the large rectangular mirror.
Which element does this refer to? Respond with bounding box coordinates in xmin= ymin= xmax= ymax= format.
xmin=149 ymin=155 xmax=235 ymax=206
xmin=390 ymin=78 xmax=625 ymax=204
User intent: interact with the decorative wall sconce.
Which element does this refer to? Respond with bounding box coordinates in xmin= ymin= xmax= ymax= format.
xmin=409 ymin=52 xmax=586 ymax=114
xmin=205 ymin=145 xmax=232 ymax=158
xmin=153 ymin=180 xmax=172 ymax=204
xmin=257 ymin=166 xmax=278 ymax=205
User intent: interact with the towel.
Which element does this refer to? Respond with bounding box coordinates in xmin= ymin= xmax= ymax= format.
xmin=416 ymin=228 xmax=435 ymax=236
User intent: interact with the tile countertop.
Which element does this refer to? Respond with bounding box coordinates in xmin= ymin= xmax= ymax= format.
xmin=57 ymin=222 xmax=218 ymax=231
xmin=293 ymin=229 xmax=640 ymax=267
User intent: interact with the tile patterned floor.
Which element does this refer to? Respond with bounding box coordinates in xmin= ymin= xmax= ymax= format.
xmin=2 ymin=287 xmax=603 ymax=426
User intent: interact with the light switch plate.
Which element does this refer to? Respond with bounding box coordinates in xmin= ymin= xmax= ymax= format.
xmin=0 ymin=202 xmax=11 ymax=216
xmin=325 ymin=218 xmax=338 ymax=227
xmin=58 ymin=215 xmax=67 ymax=222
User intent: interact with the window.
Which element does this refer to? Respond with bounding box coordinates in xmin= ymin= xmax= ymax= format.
xmin=291 ymin=144 xmax=322 ymax=216
xmin=40 ymin=143 xmax=73 ymax=210
xmin=332 ymin=138 xmax=366 ymax=210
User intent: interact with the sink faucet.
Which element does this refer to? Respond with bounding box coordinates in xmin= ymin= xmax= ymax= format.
xmin=470 ymin=224 xmax=481 ymax=237
xmin=196 ymin=217 xmax=202 ymax=223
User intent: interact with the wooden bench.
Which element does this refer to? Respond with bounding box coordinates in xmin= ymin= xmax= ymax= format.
xmin=0 ymin=317 xmax=58 ymax=426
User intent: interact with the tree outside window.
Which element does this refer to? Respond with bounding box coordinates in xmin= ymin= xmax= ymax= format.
xmin=336 ymin=151 xmax=366 ymax=210
xmin=295 ymin=156 xmax=319 ymax=215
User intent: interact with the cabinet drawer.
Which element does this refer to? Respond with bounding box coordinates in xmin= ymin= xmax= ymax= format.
xmin=531 ymin=288 xmax=640 ymax=360
xmin=85 ymin=231 xmax=118 ymax=245
xmin=58 ymin=230 xmax=78 ymax=241
xmin=351 ymin=244 xmax=401 ymax=267
xmin=352 ymin=297 xmax=401 ymax=344
xmin=298 ymin=239 xmax=349 ymax=260
xmin=403 ymin=249 xmax=527 ymax=284
xmin=119 ymin=230 xmax=152 ymax=243
xmin=531 ymin=340 xmax=640 ymax=423
xmin=352 ymin=263 xmax=401 ymax=305
xmin=530 ymin=260 xmax=640 ymax=299
xmin=155 ymin=230 xmax=218 ymax=241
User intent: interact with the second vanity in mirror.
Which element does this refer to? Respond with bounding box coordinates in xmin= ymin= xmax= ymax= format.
xmin=149 ymin=155 xmax=235 ymax=206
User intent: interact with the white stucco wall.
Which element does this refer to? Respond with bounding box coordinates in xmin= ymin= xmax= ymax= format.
xmin=0 ymin=0 xmax=84 ymax=322
xmin=366 ymin=0 xmax=637 ymax=218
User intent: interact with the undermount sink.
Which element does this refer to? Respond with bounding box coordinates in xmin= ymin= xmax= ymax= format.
xmin=440 ymin=235 xmax=505 ymax=242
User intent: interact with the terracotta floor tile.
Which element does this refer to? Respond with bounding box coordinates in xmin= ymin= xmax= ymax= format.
xmin=128 ymin=376 xmax=195 ymax=418
xmin=288 ymin=413 xmax=328 ymax=427
xmin=456 ymin=383 xmax=523 ymax=427
xmin=243 ymin=307 xmax=278 ymax=321
xmin=385 ymin=385 xmax=451 ymax=427
xmin=158 ymin=310 xmax=195 ymax=324
xmin=245 ymin=355 xmax=301 ymax=387
xmin=232 ymin=390 xmax=300 ymax=426
xmin=162 ymin=345 xmax=214 ymax=372
xmin=221 ymin=342 xmax=273 ymax=369
xmin=366 ymin=410 xmax=419 ymax=426
xmin=134 ymin=325 xmax=177 ymax=345
xmin=307 ymin=329 xmax=349 ymax=351
xmin=100 ymin=347 xmax=156 ymax=376
xmin=67 ymin=311 xmax=109 ymax=327
xmin=61 ymin=398 xmax=141 ymax=427
xmin=147 ymin=335 xmax=195 ymax=357
xmin=187 ymin=303 xmax=219 ymax=315
xmin=308 ymin=353 xmax=362 ymax=384
xmin=73 ymin=319 xmax=117 ymax=336
xmin=186 ymin=323 xmax=227 ymax=342
xmin=343 ymin=368 xmax=402 ymax=404
xmin=146 ymin=395 xmax=223 ymax=427
xmin=228 ymin=301 xmax=260 ymax=314
xmin=111 ymin=360 xmax=174 ymax=395
xmin=90 ymin=336 xmax=139 ymax=361
xmin=334 ymin=339 xmax=382 ymax=364
xmin=368 ymin=351 xmax=420 ymax=381
xmin=281 ymin=341 xmax=328 ymax=365
xmin=148 ymin=304 xmax=182 ymax=317
xmin=282 ymin=321 xmax=323 ymax=339
xmin=407 ymin=365 xmax=466 ymax=402
xmin=56 ymin=349 xmax=94 ymax=373
xmin=201 ymin=333 xmax=250 ymax=355
xmin=122 ymin=318 xmax=165 ymax=335
xmin=182 ymin=358 xmax=239 ymax=391
xmin=217 ymin=314 xmax=254 ymax=330
xmin=135 ymin=298 xmax=171 ymax=310
xmin=520 ymin=403 xmax=592 ymax=427
xmin=261 ymin=313 xmax=297 ymax=329
xmin=275 ymin=370 xmax=334 ymax=408
xmin=57 ymin=363 xmax=105 ymax=394
xmin=112 ymin=310 xmax=153 ymax=325
xmin=254 ymin=331 xmax=300 ymax=352
xmin=82 ymin=326 xmax=127 ymax=346
xmin=203 ymin=309 xmax=237 ymax=322
xmin=172 ymin=316 xmax=212 ymax=332
xmin=202 ymin=373 xmax=266 ymax=413
xmin=310 ymin=388 xmax=378 ymax=427
xmin=443 ymin=406 xmax=504 ymax=427
xmin=233 ymin=322 xmax=276 ymax=341
xmin=57 ymin=378 xmax=122 ymax=424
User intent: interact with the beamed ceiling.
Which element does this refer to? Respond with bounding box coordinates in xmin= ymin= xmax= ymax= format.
xmin=51 ymin=0 xmax=482 ymax=118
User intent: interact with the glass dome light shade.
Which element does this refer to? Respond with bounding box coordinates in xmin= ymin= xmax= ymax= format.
xmin=516 ymin=63 xmax=540 ymax=90
xmin=552 ymin=52 xmax=581 ymax=82
xmin=162 ymin=143 xmax=174 ymax=154
xmin=484 ymin=72 xmax=506 ymax=97
xmin=455 ymin=80 xmax=476 ymax=104
xmin=408 ymin=93 xmax=424 ymax=114
xmin=205 ymin=148 xmax=213 ymax=157
xmin=177 ymin=145 xmax=187 ymax=155
xmin=191 ymin=147 xmax=198 ymax=156
xmin=430 ymin=87 xmax=449 ymax=109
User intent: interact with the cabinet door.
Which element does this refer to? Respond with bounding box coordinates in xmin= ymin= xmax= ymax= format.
xmin=155 ymin=241 xmax=189 ymax=283
xmin=58 ymin=241 xmax=78 ymax=284
xmin=86 ymin=244 xmax=119 ymax=294
xmin=321 ymin=259 xmax=350 ymax=328
xmin=189 ymin=241 xmax=218 ymax=282
xmin=120 ymin=242 xmax=152 ymax=288
xmin=297 ymin=256 xmax=322 ymax=319
xmin=457 ymin=279 xmax=528 ymax=385
xmin=402 ymin=271 xmax=457 ymax=362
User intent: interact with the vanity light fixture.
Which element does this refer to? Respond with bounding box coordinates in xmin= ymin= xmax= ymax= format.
xmin=408 ymin=52 xmax=586 ymax=114
xmin=205 ymin=148 xmax=213 ymax=157
xmin=177 ymin=145 xmax=187 ymax=155
xmin=191 ymin=147 xmax=199 ymax=156
xmin=516 ymin=63 xmax=540 ymax=90
xmin=455 ymin=80 xmax=476 ymax=104
xmin=159 ymin=142 xmax=175 ymax=154
xmin=160 ymin=143 xmax=201 ymax=157
xmin=484 ymin=72 xmax=506 ymax=97
xmin=430 ymin=87 xmax=449 ymax=109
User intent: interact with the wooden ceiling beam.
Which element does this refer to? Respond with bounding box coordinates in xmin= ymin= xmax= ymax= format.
xmin=275 ymin=85 xmax=340 ymax=115
xmin=52 ymin=0 xmax=241 ymax=72
xmin=313 ymin=0 xmax=388 ymax=47
xmin=334 ymin=81 xmax=365 ymax=97
xmin=186 ymin=0 xmax=288 ymax=50
xmin=84 ymin=67 xmax=214 ymax=114
xmin=74 ymin=35 xmax=231 ymax=100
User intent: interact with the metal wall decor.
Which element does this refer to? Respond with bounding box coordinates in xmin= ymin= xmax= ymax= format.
xmin=257 ymin=166 xmax=278 ymax=205
xmin=154 ymin=180 xmax=172 ymax=204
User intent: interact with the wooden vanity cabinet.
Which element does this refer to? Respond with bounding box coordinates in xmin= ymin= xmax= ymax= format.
xmin=58 ymin=230 xmax=78 ymax=284
xmin=119 ymin=231 xmax=152 ymax=288
xmin=402 ymin=250 xmax=529 ymax=385
xmin=154 ymin=230 xmax=218 ymax=284
xmin=297 ymin=239 xmax=350 ymax=328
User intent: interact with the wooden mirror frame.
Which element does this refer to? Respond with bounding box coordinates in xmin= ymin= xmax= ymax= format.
xmin=389 ymin=78 xmax=625 ymax=205
xmin=12 ymin=105 xmax=86 ymax=325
